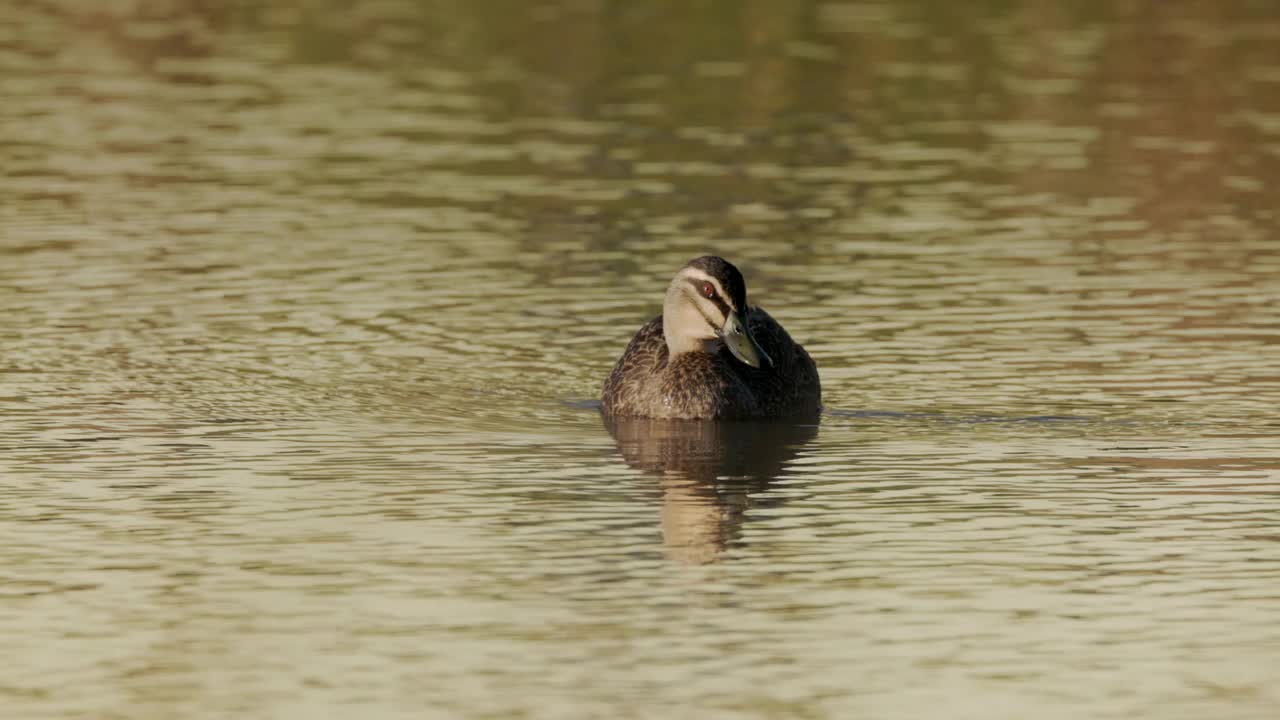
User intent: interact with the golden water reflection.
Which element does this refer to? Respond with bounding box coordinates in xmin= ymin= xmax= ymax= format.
xmin=604 ymin=416 xmax=818 ymax=564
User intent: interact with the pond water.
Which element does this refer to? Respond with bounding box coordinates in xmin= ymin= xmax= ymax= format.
xmin=3 ymin=1 xmax=1280 ymax=718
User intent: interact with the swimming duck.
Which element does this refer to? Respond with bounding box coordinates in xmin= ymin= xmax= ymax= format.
xmin=601 ymin=256 xmax=821 ymax=420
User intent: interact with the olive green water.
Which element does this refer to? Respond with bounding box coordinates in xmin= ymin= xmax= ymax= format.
xmin=3 ymin=1 xmax=1280 ymax=718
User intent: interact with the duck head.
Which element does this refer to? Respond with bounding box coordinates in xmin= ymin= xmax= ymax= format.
xmin=661 ymin=255 xmax=773 ymax=369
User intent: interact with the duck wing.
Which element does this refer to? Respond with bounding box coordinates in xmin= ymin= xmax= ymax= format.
xmin=739 ymin=306 xmax=822 ymax=417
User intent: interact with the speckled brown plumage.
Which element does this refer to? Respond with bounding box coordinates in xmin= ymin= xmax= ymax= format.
xmin=601 ymin=307 xmax=822 ymax=420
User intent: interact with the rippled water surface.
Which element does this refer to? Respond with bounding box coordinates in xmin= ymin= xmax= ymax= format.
xmin=4 ymin=1 xmax=1280 ymax=718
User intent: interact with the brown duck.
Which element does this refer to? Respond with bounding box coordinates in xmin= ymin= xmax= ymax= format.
xmin=601 ymin=256 xmax=821 ymax=420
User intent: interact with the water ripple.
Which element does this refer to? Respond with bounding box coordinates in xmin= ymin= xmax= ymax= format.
xmin=2 ymin=1 xmax=1279 ymax=719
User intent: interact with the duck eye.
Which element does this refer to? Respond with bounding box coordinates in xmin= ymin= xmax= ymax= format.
xmin=700 ymin=281 xmax=715 ymax=298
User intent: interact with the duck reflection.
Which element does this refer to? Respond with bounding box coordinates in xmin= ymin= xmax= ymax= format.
xmin=602 ymin=415 xmax=818 ymax=564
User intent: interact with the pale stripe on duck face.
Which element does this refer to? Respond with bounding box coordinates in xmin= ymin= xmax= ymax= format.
xmin=679 ymin=266 xmax=736 ymax=328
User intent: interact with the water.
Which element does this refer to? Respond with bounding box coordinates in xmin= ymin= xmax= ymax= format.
xmin=3 ymin=1 xmax=1280 ymax=717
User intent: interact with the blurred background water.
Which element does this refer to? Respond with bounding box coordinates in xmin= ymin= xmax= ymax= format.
xmin=2 ymin=1 xmax=1279 ymax=718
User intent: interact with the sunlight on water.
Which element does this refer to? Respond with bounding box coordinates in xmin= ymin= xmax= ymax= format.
xmin=2 ymin=1 xmax=1279 ymax=718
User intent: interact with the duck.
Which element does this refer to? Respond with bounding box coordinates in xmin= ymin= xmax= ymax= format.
xmin=601 ymin=256 xmax=821 ymax=420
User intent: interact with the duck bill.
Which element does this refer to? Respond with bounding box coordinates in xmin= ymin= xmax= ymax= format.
xmin=721 ymin=311 xmax=773 ymax=369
